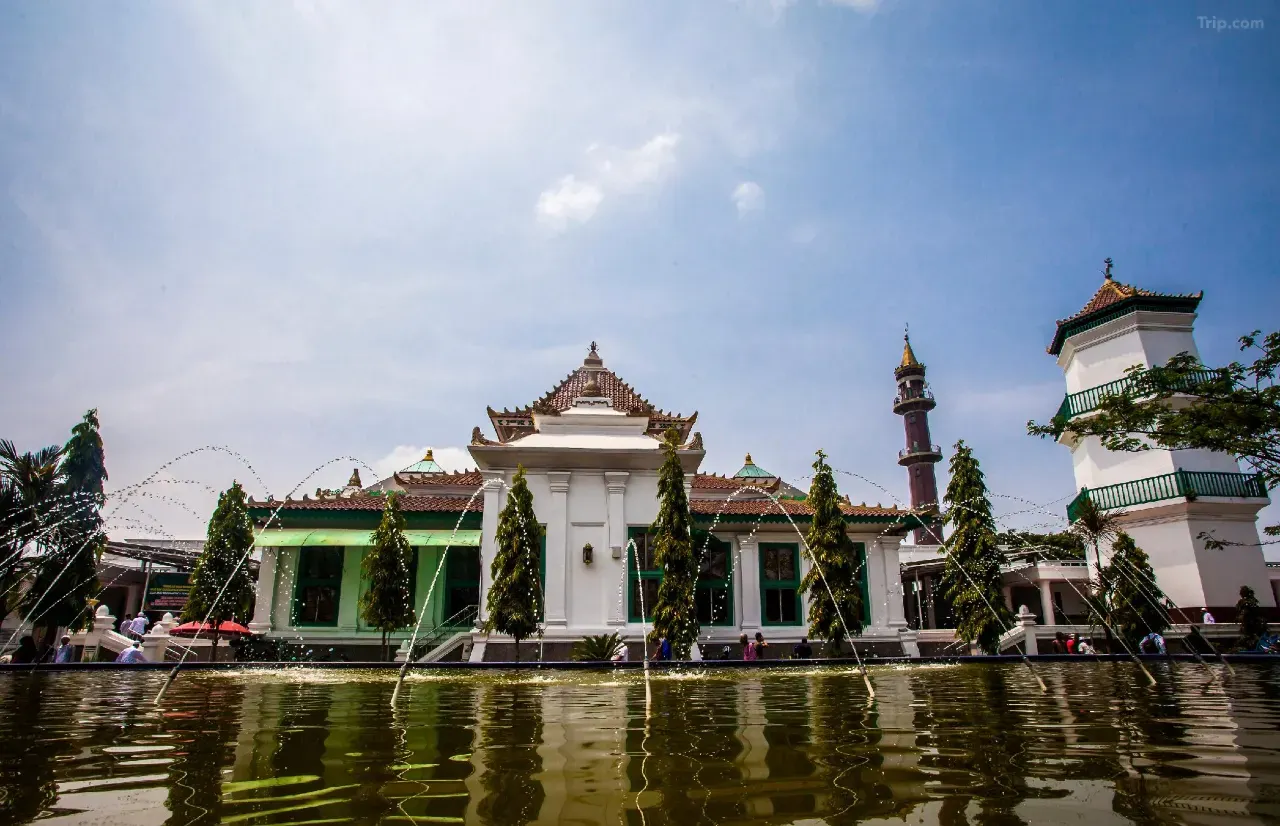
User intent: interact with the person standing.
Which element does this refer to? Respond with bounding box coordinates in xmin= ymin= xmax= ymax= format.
xmin=55 ymin=636 xmax=75 ymax=663
xmin=119 ymin=613 xmax=134 ymax=639
xmin=754 ymin=632 xmax=768 ymax=661
xmin=130 ymin=613 xmax=150 ymax=640
xmin=650 ymin=635 xmax=671 ymax=662
xmin=793 ymin=637 xmax=813 ymax=659
xmin=1065 ymin=634 xmax=1077 ymax=654
xmin=740 ymin=633 xmax=756 ymax=661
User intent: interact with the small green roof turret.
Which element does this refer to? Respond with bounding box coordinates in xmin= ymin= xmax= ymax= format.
xmin=734 ymin=453 xmax=776 ymax=479
xmin=401 ymin=449 xmax=444 ymax=475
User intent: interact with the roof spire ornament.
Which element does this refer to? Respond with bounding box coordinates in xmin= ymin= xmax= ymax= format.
xmin=1104 ymin=257 xmax=1114 ymax=280
xmin=584 ymin=340 xmax=603 ymax=368
xmin=900 ymin=328 xmax=921 ymax=369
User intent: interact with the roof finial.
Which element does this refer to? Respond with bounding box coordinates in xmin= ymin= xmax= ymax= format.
xmin=424 ymin=449 xmax=434 ymax=461
xmin=347 ymin=468 xmax=362 ymax=488
xmin=1104 ymin=257 xmax=1113 ymax=280
xmin=584 ymin=340 xmax=603 ymax=368
xmin=744 ymin=452 xmax=754 ymax=465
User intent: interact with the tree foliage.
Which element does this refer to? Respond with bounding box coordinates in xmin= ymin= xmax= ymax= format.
xmin=938 ymin=440 xmax=1011 ymax=654
xmin=1235 ymin=585 xmax=1269 ymax=650
xmin=648 ymin=429 xmax=699 ymax=659
xmin=360 ymin=492 xmax=417 ymax=661
xmin=483 ymin=466 xmax=544 ymax=660
xmin=1094 ymin=532 xmax=1169 ymax=649
xmin=572 ymin=632 xmax=623 ymax=661
xmin=994 ymin=529 xmax=1086 ymax=559
xmin=0 ymin=441 xmax=64 ymax=620
xmin=184 ymin=481 xmax=256 ymax=650
xmin=799 ymin=449 xmax=864 ymax=655
xmin=1030 ymin=330 xmax=1280 ymax=539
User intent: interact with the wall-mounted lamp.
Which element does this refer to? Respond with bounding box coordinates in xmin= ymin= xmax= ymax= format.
xmin=582 ymin=543 xmax=594 ymax=565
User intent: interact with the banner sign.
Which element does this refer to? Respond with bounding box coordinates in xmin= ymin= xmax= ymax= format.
xmin=145 ymin=573 xmax=193 ymax=614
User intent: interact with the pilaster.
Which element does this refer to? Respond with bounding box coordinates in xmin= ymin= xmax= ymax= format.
xmin=337 ymin=547 xmax=363 ymax=632
xmin=879 ymin=538 xmax=909 ymax=629
xmin=605 ymin=472 xmax=629 ymax=625
xmin=477 ymin=471 xmax=505 ymax=625
xmin=248 ymin=547 xmax=278 ymax=634
xmin=864 ymin=539 xmax=889 ymax=633
xmin=545 ymin=471 xmax=571 ymax=628
xmin=738 ymin=535 xmax=761 ymax=630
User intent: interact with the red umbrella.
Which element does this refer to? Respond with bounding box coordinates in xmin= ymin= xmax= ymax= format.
xmin=169 ymin=620 xmax=252 ymax=637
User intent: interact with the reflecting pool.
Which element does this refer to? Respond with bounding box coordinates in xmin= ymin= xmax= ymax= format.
xmin=2 ymin=662 xmax=1279 ymax=824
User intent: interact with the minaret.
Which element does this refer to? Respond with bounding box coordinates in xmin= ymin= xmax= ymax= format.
xmin=894 ymin=331 xmax=943 ymax=544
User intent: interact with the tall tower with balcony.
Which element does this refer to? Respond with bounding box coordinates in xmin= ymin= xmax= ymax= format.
xmin=895 ymin=332 xmax=943 ymax=544
xmin=1048 ymin=259 xmax=1273 ymax=615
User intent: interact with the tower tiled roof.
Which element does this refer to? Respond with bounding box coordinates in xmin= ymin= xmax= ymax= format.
xmin=246 ymin=494 xmax=481 ymax=513
xmin=484 ymin=343 xmax=697 ymax=443
xmin=691 ymin=472 xmax=779 ymax=492
xmin=733 ymin=453 xmax=776 ymax=479
xmin=1048 ymin=259 xmax=1202 ymax=355
xmin=400 ymin=449 xmax=444 ymax=475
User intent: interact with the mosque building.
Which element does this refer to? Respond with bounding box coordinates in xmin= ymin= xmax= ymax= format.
xmin=246 ymin=342 xmax=928 ymax=660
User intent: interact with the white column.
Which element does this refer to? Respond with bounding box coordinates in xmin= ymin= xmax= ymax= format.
xmin=248 ymin=547 xmax=278 ymax=634
xmin=1039 ymin=580 xmax=1055 ymax=625
xmin=865 ymin=539 xmax=889 ymax=633
xmin=337 ymin=548 xmax=363 ymax=632
xmin=477 ymin=471 xmax=505 ymax=626
xmin=879 ymin=538 xmax=909 ymax=629
xmin=738 ymin=535 xmax=761 ymax=631
xmin=545 ymin=471 xmax=571 ymax=628
xmin=605 ymin=472 xmax=629 ymax=626
xmin=271 ymin=548 xmax=297 ymax=630
xmin=1001 ymin=585 xmax=1014 ymax=613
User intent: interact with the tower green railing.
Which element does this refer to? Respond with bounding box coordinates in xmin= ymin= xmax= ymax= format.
xmin=1054 ymin=368 xmax=1222 ymax=421
xmin=1066 ymin=470 xmax=1268 ymax=522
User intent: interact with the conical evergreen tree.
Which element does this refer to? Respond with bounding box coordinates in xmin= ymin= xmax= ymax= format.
xmin=1097 ymin=532 xmax=1168 ymax=648
xmin=484 ymin=467 xmax=544 ymax=661
xmin=648 ymin=428 xmax=698 ymax=659
xmin=1235 ymin=585 xmax=1268 ymax=650
xmin=799 ymin=449 xmax=864 ymax=656
xmin=22 ymin=410 xmax=106 ymax=641
xmin=184 ymin=481 xmax=256 ymax=653
xmin=360 ymin=492 xmax=417 ymax=661
xmin=939 ymin=440 xmax=1011 ymax=654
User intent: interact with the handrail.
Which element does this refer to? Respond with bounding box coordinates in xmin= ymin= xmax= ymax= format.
xmin=893 ymin=388 xmax=935 ymax=406
xmin=1055 ymin=368 xmax=1222 ymax=421
xmin=899 ymin=445 xmax=941 ymax=460
xmin=410 ymin=604 xmax=478 ymax=660
xmin=1067 ymin=470 xmax=1268 ymax=521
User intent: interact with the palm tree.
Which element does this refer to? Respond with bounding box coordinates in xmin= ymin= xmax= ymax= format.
xmin=1070 ymin=495 xmax=1124 ymax=648
xmin=0 ymin=441 xmax=65 ymax=618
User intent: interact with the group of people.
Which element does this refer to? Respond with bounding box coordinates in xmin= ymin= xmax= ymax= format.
xmin=1050 ymin=632 xmax=1096 ymax=655
xmin=623 ymin=632 xmax=820 ymax=663
xmin=0 ymin=634 xmax=77 ymax=664
xmin=118 ymin=612 xmax=151 ymax=641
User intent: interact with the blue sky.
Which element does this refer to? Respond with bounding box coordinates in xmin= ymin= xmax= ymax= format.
xmin=1 ymin=0 xmax=1276 ymax=547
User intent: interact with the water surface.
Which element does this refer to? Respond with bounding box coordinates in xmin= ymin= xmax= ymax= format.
xmin=1 ymin=661 xmax=1278 ymax=824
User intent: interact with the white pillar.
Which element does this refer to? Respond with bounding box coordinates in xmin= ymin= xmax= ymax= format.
xmin=1001 ymin=585 xmax=1014 ymax=613
xmin=879 ymin=538 xmax=909 ymax=629
xmin=545 ymin=471 xmax=571 ymax=628
xmin=477 ymin=471 xmax=505 ymax=625
xmin=337 ymin=548 xmax=363 ymax=632
xmin=141 ymin=623 xmax=170 ymax=662
xmin=865 ymin=539 xmax=889 ymax=633
xmin=248 ymin=547 xmax=278 ymax=634
xmin=1018 ymin=606 xmax=1039 ymax=655
xmin=605 ymin=472 xmax=629 ymax=625
xmin=1039 ymin=580 xmax=1055 ymax=625
xmin=738 ymin=535 xmax=761 ymax=631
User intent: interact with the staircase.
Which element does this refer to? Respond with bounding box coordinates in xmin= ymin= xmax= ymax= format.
xmin=409 ymin=605 xmax=478 ymax=662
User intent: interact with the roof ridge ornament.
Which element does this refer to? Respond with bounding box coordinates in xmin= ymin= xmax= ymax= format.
xmin=584 ymin=340 xmax=603 ymax=368
xmin=1104 ymin=256 xmax=1113 ymax=280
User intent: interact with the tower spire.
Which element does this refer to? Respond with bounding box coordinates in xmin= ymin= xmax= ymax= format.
xmin=892 ymin=330 xmax=943 ymax=545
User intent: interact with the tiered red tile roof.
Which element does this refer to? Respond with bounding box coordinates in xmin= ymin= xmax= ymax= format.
xmin=395 ymin=470 xmax=484 ymax=488
xmin=690 ymin=473 xmax=780 ymax=492
xmin=483 ymin=343 xmax=696 ymax=443
xmin=1049 ymin=259 xmax=1202 ymax=354
xmin=689 ymin=498 xmax=909 ymax=519
xmin=247 ymin=494 xmax=482 ymax=513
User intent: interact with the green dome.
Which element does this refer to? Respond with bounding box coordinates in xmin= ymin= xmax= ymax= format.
xmin=401 ymin=449 xmax=444 ymax=474
xmin=734 ymin=453 xmax=775 ymax=479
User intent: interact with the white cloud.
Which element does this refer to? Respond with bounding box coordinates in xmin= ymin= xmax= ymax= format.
xmin=535 ymin=176 xmax=605 ymax=230
xmin=372 ymin=446 xmax=477 ymax=482
xmin=789 ymin=224 xmax=819 ymax=244
xmin=732 ymin=181 xmax=765 ymax=216
xmin=536 ymin=131 xmax=681 ymax=231
xmin=828 ymin=0 xmax=881 ymax=11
